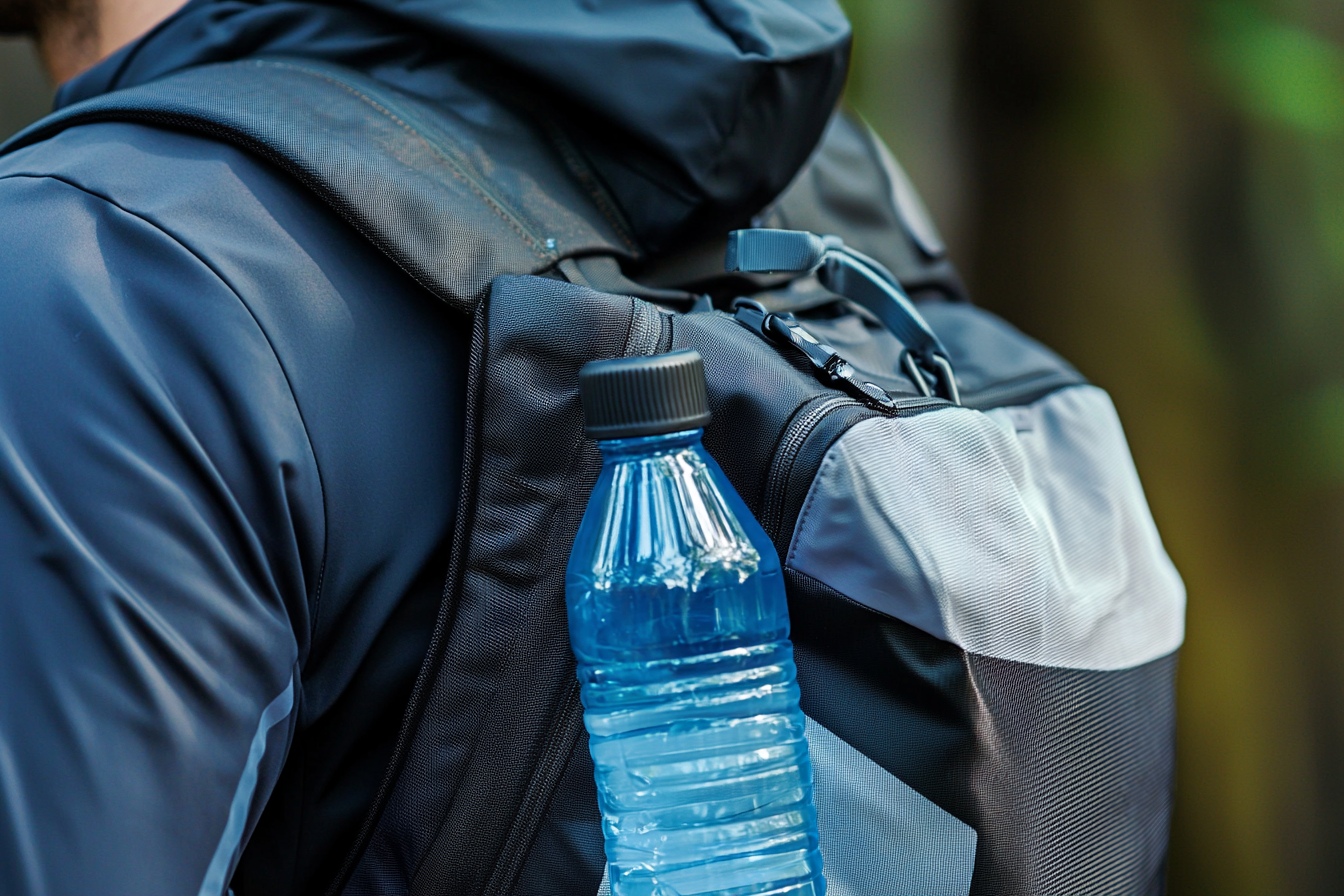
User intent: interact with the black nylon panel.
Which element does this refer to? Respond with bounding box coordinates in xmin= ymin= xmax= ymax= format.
xmin=344 ymin=277 xmax=665 ymax=896
xmin=511 ymin=732 xmax=606 ymax=896
xmin=1 ymin=59 xmax=634 ymax=314
xmin=672 ymin=310 xmax=833 ymax=513
xmin=340 ymin=286 xmax=1172 ymax=894
xmin=787 ymin=570 xmax=1176 ymax=896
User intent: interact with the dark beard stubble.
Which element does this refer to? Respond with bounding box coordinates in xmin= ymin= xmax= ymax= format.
xmin=0 ymin=0 xmax=94 ymax=47
xmin=0 ymin=0 xmax=96 ymax=82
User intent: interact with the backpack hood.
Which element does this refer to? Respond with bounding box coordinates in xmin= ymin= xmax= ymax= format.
xmin=57 ymin=0 xmax=852 ymax=252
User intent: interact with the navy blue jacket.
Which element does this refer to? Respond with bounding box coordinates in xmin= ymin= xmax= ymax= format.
xmin=0 ymin=2 xmax=849 ymax=894
xmin=0 ymin=121 xmax=465 ymax=895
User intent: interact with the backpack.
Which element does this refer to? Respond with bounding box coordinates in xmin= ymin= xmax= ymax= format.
xmin=3 ymin=57 xmax=1184 ymax=896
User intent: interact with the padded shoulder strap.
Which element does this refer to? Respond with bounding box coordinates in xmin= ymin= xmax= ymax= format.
xmin=760 ymin=111 xmax=968 ymax=302
xmin=627 ymin=110 xmax=968 ymax=305
xmin=0 ymin=57 xmax=639 ymax=313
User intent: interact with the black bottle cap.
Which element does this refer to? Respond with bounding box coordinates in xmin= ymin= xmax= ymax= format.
xmin=579 ymin=349 xmax=712 ymax=440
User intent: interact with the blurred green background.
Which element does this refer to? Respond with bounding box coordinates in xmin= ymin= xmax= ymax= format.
xmin=2 ymin=2 xmax=1342 ymax=891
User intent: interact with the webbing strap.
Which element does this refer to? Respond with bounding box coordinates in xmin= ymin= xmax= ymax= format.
xmin=1 ymin=57 xmax=636 ymax=313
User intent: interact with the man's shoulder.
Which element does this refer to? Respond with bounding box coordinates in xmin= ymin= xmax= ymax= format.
xmin=0 ymin=119 xmax=316 ymax=251
xmin=0 ymin=116 xmax=466 ymax=499
xmin=0 ymin=111 xmax=468 ymax=721
xmin=1 ymin=117 xmax=279 ymax=187
xmin=0 ymin=115 xmax=457 ymax=380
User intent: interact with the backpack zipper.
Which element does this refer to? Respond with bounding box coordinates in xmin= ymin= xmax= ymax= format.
xmin=479 ymin=300 xmax=669 ymax=894
xmin=758 ymin=392 xmax=952 ymax=544
xmin=756 ymin=373 xmax=1082 ymax=547
xmin=480 ymin=679 xmax=585 ymax=895
xmin=758 ymin=395 xmax=859 ymax=541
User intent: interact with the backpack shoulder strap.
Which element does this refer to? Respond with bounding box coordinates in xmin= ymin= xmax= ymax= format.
xmin=761 ymin=110 xmax=968 ymax=302
xmin=0 ymin=57 xmax=639 ymax=313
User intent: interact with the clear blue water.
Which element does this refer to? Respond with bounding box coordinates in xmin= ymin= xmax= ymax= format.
xmin=566 ymin=429 xmax=825 ymax=896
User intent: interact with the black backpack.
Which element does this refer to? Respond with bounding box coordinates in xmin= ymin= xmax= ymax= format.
xmin=5 ymin=58 xmax=1182 ymax=896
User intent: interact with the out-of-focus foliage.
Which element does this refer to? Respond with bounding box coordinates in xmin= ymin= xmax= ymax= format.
xmin=840 ymin=0 xmax=1344 ymax=892
xmin=1203 ymin=2 xmax=1344 ymax=492
xmin=1207 ymin=3 xmax=1344 ymax=137
xmin=840 ymin=0 xmax=966 ymax=248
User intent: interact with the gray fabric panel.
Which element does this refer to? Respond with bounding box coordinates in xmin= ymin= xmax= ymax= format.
xmin=787 ymin=385 xmax=1184 ymax=671
xmin=807 ymin=714 xmax=975 ymax=896
xmin=592 ymin=715 xmax=976 ymax=896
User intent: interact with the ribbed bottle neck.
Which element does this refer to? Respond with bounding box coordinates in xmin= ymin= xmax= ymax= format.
xmin=595 ymin=428 xmax=703 ymax=460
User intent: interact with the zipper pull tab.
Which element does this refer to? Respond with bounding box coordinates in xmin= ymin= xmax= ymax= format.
xmin=732 ymin=299 xmax=897 ymax=409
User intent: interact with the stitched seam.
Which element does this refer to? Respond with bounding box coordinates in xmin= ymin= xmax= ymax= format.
xmin=9 ymin=115 xmax=476 ymax=310
xmin=410 ymin=290 xmax=639 ymax=891
xmin=538 ymin=118 xmax=639 ymax=254
xmin=9 ymin=60 xmax=558 ymax=264
xmin=259 ymin=60 xmax=552 ymax=260
xmin=408 ymin=392 xmax=592 ymax=892
xmin=786 ymin=446 xmax=839 ymax=568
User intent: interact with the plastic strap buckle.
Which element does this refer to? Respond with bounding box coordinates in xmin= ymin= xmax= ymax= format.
xmin=725 ymin=229 xmax=960 ymax=405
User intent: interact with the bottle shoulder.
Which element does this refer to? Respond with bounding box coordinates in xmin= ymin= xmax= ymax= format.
xmin=570 ymin=440 xmax=778 ymax=587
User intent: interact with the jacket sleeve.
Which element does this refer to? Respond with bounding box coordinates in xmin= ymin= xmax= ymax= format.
xmin=0 ymin=174 xmax=322 ymax=896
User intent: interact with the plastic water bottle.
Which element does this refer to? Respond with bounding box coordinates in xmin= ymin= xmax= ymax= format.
xmin=568 ymin=349 xmax=825 ymax=896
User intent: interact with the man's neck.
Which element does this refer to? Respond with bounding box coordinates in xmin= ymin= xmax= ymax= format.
xmin=35 ymin=0 xmax=97 ymax=84
xmin=39 ymin=0 xmax=186 ymax=83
